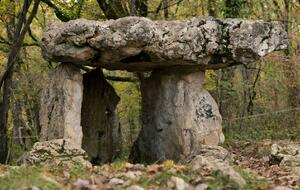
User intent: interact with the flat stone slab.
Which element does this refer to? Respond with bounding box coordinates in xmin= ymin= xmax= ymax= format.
xmin=41 ymin=17 xmax=287 ymax=71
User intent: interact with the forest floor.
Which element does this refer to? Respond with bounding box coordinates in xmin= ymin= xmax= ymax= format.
xmin=226 ymin=140 xmax=300 ymax=189
xmin=0 ymin=141 xmax=299 ymax=190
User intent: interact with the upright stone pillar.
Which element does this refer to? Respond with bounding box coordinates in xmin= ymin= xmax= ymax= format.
xmin=39 ymin=63 xmax=83 ymax=147
xmin=40 ymin=16 xmax=287 ymax=164
xmin=81 ymin=68 xmax=122 ymax=163
xmin=130 ymin=69 xmax=224 ymax=163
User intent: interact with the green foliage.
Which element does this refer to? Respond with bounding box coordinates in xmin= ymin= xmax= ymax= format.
xmin=0 ymin=1 xmax=14 ymax=16
xmin=207 ymin=169 xmax=268 ymax=190
xmin=139 ymin=171 xmax=173 ymax=187
xmin=111 ymin=74 xmax=141 ymax=158
xmin=236 ymin=168 xmax=269 ymax=190
xmin=48 ymin=0 xmax=84 ymax=21
xmin=221 ymin=0 xmax=248 ymax=18
xmin=0 ymin=167 xmax=60 ymax=190
xmin=81 ymin=0 xmax=104 ymax=19
xmin=207 ymin=170 xmax=240 ymax=190
xmin=224 ymin=105 xmax=300 ymax=142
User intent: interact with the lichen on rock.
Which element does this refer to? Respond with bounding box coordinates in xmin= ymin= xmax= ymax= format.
xmin=41 ymin=16 xmax=287 ymax=71
xmin=25 ymin=139 xmax=91 ymax=167
xmin=130 ymin=70 xmax=224 ymax=163
xmin=39 ymin=63 xmax=83 ymax=147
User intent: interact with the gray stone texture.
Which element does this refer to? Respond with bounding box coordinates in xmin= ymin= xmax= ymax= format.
xmin=191 ymin=154 xmax=246 ymax=187
xmin=39 ymin=63 xmax=83 ymax=147
xmin=130 ymin=70 xmax=224 ymax=163
xmin=41 ymin=17 xmax=287 ymax=71
xmin=81 ymin=68 xmax=122 ymax=163
xmin=25 ymin=139 xmax=91 ymax=167
xmin=38 ymin=16 xmax=288 ymax=164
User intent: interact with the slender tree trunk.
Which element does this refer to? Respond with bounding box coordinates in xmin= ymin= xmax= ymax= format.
xmin=201 ymin=0 xmax=205 ymax=16
xmin=0 ymin=103 xmax=7 ymax=163
xmin=0 ymin=0 xmax=40 ymax=164
xmin=207 ymin=0 xmax=217 ymax=17
xmin=284 ymin=0 xmax=290 ymax=55
xmin=12 ymin=97 xmax=26 ymax=146
xmin=218 ymin=0 xmax=247 ymax=118
xmin=283 ymin=0 xmax=300 ymax=127
xmin=96 ymin=0 xmax=130 ymax=19
xmin=194 ymin=0 xmax=199 ymax=16
xmin=0 ymin=0 xmax=16 ymax=164
xmin=130 ymin=0 xmax=137 ymax=16
xmin=163 ymin=0 xmax=169 ymax=19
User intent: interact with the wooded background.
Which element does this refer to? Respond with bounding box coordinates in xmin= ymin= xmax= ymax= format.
xmin=0 ymin=0 xmax=299 ymax=164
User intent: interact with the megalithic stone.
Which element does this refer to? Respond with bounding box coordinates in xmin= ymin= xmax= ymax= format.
xmin=81 ymin=68 xmax=122 ymax=164
xmin=40 ymin=16 xmax=288 ymax=163
xmin=130 ymin=70 xmax=224 ymax=163
xmin=41 ymin=17 xmax=287 ymax=71
xmin=39 ymin=63 xmax=83 ymax=147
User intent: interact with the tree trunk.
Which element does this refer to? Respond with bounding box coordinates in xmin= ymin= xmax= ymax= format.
xmin=0 ymin=0 xmax=40 ymax=164
xmin=283 ymin=0 xmax=300 ymax=127
xmin=163 ymin=0 xmax=169 ymax=19
xmin=207 ymin=0 xmax=217 ymax=17
xmin=96 ymin=0 xmax=130 ymax=19
xmin=0 ymin=101 xmax=8 ymax=163
xmin=0 ymin=0 xmax=16 ymax=163
xmin=97 ymin=0 xmax=148 ymax=19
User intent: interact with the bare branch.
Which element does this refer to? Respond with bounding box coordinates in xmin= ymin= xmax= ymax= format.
xmin=0 ymin=40 xmax=39 ymax=47
xmin=28 ymin=26 xmax=38 ymax=42
xmin=105 ymin=75 xmax=139 ymax=82
xmin=0 ymin=0 xmax=40 ymax=89
xmin=41 ymin=0 xmax=70 ymax=21
xmin=152 ymin=0 xmax=183 ymax=15
xmin=74 ymin=64 xmax=138 ymax=82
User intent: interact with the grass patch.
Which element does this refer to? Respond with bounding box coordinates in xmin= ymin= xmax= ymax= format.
xmin=0 ymin=166 xmax=60 ymax=190
xmin=138 ymin=171 xmax=173 ymax=187
xmin=207 ymin=170 xmax=240 ymax=190
xmin=236 ymin=167 xmax=269 ymax=190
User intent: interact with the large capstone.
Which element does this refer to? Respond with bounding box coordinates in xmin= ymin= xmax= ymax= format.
xmin=39 ymin=63 xmax=83 ymax=147
xmin=130 ymin=70 xmax=224 ymax=163
xmin=41 ymin=17 xmax=287 ymax=71
xmin=81 ymin=68 xmax=122 ymax=163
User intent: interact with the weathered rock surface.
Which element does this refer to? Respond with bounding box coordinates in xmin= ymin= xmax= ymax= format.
xmin=81 ymin=68 xmax=122 ymax=163
xmin=193 ymin=145 xmax=230 ymax=161
xmin=38 ymin=16 xmax=288 ymax=166
xmin=170 ymin=176 xmax=190 ymax=190
xmin=270 ymin=143 xmax=300 ymax=167
xmin=190 ymin=155 xmax=246 ymax=187
xmin=41 ymin=17 xmax=287 ymax=71
xmin=25 ymin=139 xmax=91 ymax=167
xmin=130 ymin=70 xmax=224 ymax=163
xmin=39 ymin=63 xmax=83 ymax=147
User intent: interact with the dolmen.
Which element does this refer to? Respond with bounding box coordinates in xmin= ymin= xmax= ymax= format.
xmin=27 ymin=16 xmax=287 ymax=165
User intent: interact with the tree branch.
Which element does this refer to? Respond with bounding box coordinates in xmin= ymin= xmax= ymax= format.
xmin=74 ymin=64 xmax=138 ymax=82
xmin=0 ymin=40 xmax=39 ymax=47
xmin=151 ymin=0 xmax=183 ymax=15
xmin=96 ymin=0 xmax=130 ymax=19
xmin=41 ymin=0 xmax=71 ymax=21
xmin=105 ymin=75 xmax=139 ymax=82
xmin=0 ymin=0 xmax=40 ymax=89
xmin=28 ymin=26 xmax=38 ymax=42
xmin=247 ymin=63 xmax=262 ymax=114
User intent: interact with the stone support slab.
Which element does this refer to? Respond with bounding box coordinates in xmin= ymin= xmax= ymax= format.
xmin=130 ymin=70 xmax=224 ymax=163
xmin=81 ymin=68 xmax=122 ymax=163
xmin=39 ymin=63 xmax=83 ymax=147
